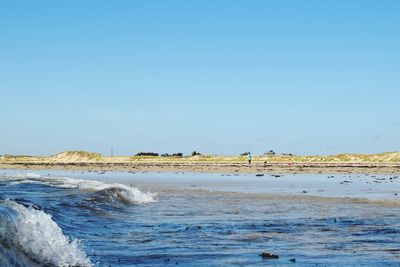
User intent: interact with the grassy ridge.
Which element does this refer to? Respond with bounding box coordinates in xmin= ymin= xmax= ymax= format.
xmin=129 ymin=152 xmax=400 ymax=162
xmin=53 ymin=151 xmax=102 ymax=160
xmin=1 ymin=151 xmax=400 ymax=163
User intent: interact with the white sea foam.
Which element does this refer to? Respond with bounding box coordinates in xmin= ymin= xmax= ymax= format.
xmin=2 ymin=173 xmax=156 ymax=204
xmin=0 ymin=200 xmax=91 ymax=267
xmin=8 ymin=172 xmax=42 ymax=179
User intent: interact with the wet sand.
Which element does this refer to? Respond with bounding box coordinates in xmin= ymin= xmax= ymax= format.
xmin=1 ymin=161 xmax=400 ymax=174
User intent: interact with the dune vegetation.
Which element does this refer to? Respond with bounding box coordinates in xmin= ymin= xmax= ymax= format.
xmin=128 ymin=152 xmax=400 ymax=163
xmin=1 ymin=151 xmax=400 ymax=163
xmin=50 ymin=151 xmax=103 ymax=161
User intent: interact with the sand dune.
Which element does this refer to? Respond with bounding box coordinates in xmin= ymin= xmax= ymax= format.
xmin=1 ymin=151 xmax=400 ymax=174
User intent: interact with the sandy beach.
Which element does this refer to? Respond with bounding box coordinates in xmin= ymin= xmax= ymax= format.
xmin=2 ymin=151 xmax=400 ymax=174
xmin=1 ymin=160 xmax=400 ymax=174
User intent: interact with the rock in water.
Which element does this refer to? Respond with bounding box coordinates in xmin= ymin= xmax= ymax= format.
xmin=260 ymin=252 xmax=279 ymax=259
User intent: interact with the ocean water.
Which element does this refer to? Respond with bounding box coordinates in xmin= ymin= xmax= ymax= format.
xmin=0 ymin=170 xmax=399 ymax=266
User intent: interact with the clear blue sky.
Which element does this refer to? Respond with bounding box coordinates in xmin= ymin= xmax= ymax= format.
xmin=1 ymin=1 xmax=399 ymax=156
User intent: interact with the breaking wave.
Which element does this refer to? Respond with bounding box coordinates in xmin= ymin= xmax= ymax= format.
xmin=2 ymin=173 xmax=156 ymax=204
xmin=0 ymin=200 xmax=91 ymax=267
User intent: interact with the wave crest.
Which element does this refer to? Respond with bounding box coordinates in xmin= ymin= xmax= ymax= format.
xmin=3 ymin=173 xmax=156 ymax=204
xmin=0 ymin=200 xmax=91 ymax=266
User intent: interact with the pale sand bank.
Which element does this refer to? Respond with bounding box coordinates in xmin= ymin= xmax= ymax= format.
xmin=1 ymin=161 xmax=400 ymax=174
xmin=1 ymin=151 xmax=400 ymax=174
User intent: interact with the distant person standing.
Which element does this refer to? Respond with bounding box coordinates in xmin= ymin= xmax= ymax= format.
xmin=247 ymin=152 xmax=252 ymax=165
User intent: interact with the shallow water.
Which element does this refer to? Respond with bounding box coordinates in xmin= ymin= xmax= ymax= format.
xmin=0 ymin=170 xmax=399 ymax=266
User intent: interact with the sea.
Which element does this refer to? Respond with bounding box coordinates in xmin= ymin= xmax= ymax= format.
xmin=0 ymin=169 xmax=399 ymax=266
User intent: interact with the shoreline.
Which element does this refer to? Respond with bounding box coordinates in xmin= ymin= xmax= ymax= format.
xmin=1 ymin=161 xmax=400 ymax=174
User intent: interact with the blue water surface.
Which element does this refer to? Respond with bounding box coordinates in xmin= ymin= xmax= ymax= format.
xmin=0 ymin=170 xmax=399 ymax=266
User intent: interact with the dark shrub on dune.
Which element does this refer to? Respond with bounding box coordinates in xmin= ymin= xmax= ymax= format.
xmin=264 ymin=150 xmax=276 ymax=156
xmin=160 ymin=153 xmax=183 ymax=157
xmin=282 ymin=153 xmax=295 ymax=156
xmin=191 ymin=151 xmax=201 ymax=156
xmin=135 ymin=152 xmax=159 ymax=157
